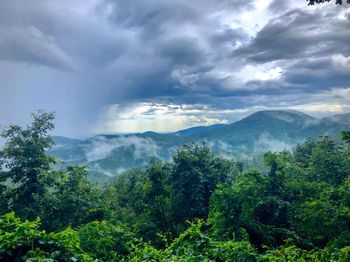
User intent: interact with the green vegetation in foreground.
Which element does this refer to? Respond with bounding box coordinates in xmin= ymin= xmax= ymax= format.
xmin=1 ymin=111 xmax=350 ymax=261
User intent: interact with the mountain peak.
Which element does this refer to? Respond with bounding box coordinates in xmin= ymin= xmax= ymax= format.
xmin=242 ymin=110 xmax=315 ymax=126
xmin=322 ymin=112 xmax=350 ymax=125
xmin=174 ymin=124 xmax=227 ymax=136
xmin=250 ymin=110 xmax=314 ymax=119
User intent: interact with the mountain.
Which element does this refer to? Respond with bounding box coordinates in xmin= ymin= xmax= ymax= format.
xmin=315 ymin=113 xmax=350 ymax=135
xmin=49 ymin=110 xmax=350 ymax=181
xmin=322 ymin=112 xmax=350 ymax=125
xmin=174 ymin=124 xmax=228 ymax=136
xmin=50 ymin=133 xmax=182 ymax=177
xmin=52 ymin=136 xmax=83 ymax=145
xmin=188 ymin=110 xmax=317 ymax=145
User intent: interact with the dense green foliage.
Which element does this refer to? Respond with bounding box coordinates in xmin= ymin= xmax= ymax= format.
xmin=1 ymin=112 xmax=350 ymax=261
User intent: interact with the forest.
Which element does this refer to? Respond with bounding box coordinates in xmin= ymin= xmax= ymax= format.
xmin=1 ymin=111 xmax=350 ymax=261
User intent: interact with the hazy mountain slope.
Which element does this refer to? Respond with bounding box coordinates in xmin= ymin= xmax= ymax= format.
xmin=188 ymin=110 xmax=317 ymax=146
xmin=318 ymin=113 xmax=350 ymax=133
xmin=50 ymin=132 xmax=184 ymax=177
xmin=51 ymin=137 xmax=87 ymax=164
xmin=52 ymin=136 xmax=83 ymax=145
xmin=49 ymin=110 xmax=350 ymax=180
xmin=322 ymin=112 xmax=350 ymax=125
xmin=174 ymin=124 xmax=227 ymax=136
xmin=295 ymin=112 xmax=350 ymax=139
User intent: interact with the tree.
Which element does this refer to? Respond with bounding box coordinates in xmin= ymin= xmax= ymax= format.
xmin=169 ymin=143 xmax=232 ymax=233
xmin=37 ymin=166 xmax=103 ymax=232
xmin=0 ymin=111 xmax=56 ymax=219
xmin=142 ymin=158 xmax=171 ymax=241
xmin=308 ymin=136 xmax=350 ymax=185
xmin=107 ymin=168 xmax=151 ymax=239
xmin=295 ymin=179 xmax=350 ymax=247
xmin=341 ymin=131 xmax=350 ymax=143
xmin=109 ymin=159 xmax=172 ymax=246
xmin=341 ymin=131 xmax=350 ymax=159
xmin=208 ymin=169 xmax=267 ymax=244
xmin=78 ymin=220 xmax=132 ymax=260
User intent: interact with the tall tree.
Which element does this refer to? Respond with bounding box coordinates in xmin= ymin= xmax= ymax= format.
xmin=0 ymin=111 xmax=56 ymax=219
xmin=143 ymin=158 xmax=171 ymax=237
xmin=169 ymin=143 xmax=231 ymax=233
xmin=37 ymin=166 xmax=103 ymax=232
xmin=341 ymin=131 xmax=350 ymax=159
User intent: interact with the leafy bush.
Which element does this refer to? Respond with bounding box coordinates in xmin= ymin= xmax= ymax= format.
xmin=0 ymin=212 xmax=92 ymax=261
xmin=127 ymin=221 xmax=259 ymax=261
xmin=78 ymin=220 xmax=132 ymax=260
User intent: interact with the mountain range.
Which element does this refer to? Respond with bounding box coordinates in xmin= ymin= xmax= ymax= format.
xmin=50 ymin=110 xmax=350 ymax=182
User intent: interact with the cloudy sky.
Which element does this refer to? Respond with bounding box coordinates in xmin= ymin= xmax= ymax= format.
xmin=0 ymin=0 xmax=349 ymax=137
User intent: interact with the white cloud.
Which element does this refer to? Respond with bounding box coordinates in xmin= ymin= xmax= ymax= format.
xmin=254 ymin=132 xmax=293 ymax=152
xmin=85 ymin=135 xmax=159 ymax=161
xmin=93 ymin=103 xmax=247 ymax=133
xmin=237 ymin=64 xmax=283 ymax=82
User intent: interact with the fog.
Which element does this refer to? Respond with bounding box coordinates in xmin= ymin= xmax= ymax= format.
xmin=85 ymin=135 xmax=159 ymax=162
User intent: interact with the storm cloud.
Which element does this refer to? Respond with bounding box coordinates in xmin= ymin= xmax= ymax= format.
xmin=0 ymin=0 xmax=349 ymax=136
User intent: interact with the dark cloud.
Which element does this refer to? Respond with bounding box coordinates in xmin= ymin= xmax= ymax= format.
xmin=0 ymin=0 xmax=349 ymax=135
xmin=156 ymin=36 xmax=206 ymax=66
xmin=209 ymin=28 xmax=249 ymax=47
xmin=268 ymin=0 xmax=290 ymax=13
xmin=234 ymin=8 xmax=350 ymax=62
xmin=106 ymin=0 xmax=252 ymax=29
xmin=0 ymin=26 xmax=77 ymax=70
xmin=283 ymin=56 xmax=350 ymax=89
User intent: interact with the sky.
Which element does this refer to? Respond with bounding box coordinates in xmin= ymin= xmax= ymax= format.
xmin=0 ymin=0 xmax=349 ymax=137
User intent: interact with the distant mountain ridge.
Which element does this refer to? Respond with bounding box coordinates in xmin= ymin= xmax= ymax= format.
xmin=50 ymin=110 xmax=350 ymax=180
xmin=174 ymin=124 xmax=228 ymax=136
xmin=188 ymin=110 xmax=316 ymax=143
